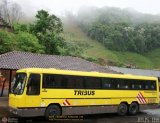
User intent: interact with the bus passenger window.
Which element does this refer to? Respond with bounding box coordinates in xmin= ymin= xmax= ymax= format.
xmin=102 ymin=78 xmax=115 ymax=89
xmin=134 ymin=84 xmax=141 ymax=89
xmin=85 ymin=77 xmax=101 ymax=89
xmin=43 ymin=74 xmax=56 ymax=88
xmin=103 ymin=83 xmax=111 ymax=88
xmin=144 ymin=81 xmax=156 ymax=90
xmin=117 ymin=84 xmax=120 ymax=89
xmin=54 ymin=75 xmax=65 ymax=88
xmin=131 ymin=84 xmax=135 ymax=89
xmin=43 ymin=74 xmax=65 ymax=88
xmin=27 ymin=74 xmax=40 ymax=95
xmin=131 ymin=80 xmax=144 ymax=90
xmin=116 ymin=79 xmax=129 ymax=89
xmin=145 ymin=84 xmax=149 ymax=89
xmin=65 ymin=76 xmax=75 ymax=88
xmin=75 ymin=76 xmax=85 ymax=89
xmin=150 ymin=81 xmax=156 ymax=90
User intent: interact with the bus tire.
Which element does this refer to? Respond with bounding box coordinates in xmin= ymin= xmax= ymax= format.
xmin=129 ymin=102 xmax=139 ymax=115
xmin=45 ymin=105 xmax=61 ymax=120
xmin=117 ymin=103 xmax=128 ymax=116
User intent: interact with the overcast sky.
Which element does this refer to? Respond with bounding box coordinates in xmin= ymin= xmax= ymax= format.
xmin=13 ymin=0 xmax=160 ymax=15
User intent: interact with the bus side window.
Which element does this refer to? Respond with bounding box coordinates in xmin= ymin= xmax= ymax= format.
xmin=75 ymin=76 xmax=85 ymax=89
xmin=27 ymin=74 xmax=40 ymax=95
xmin=54 ymin=75 xmax=65 ymax=88
xmin=144 ymin=81 xmax=150 ymax=90
xmin=102 ymin=79 xmax=111 ymax=89
xmin=43 ymin=74 xmax=56 ymax=88
xmin=150 ymin=81 xmax=156 ymax=90
xmin=85 ymin=77 xmax=101 ymax=89
xmin=43 ymin=74 xmax=65 ymax=88
xmin=49 ymin=75 xmax=55 ymax=87
xmin=116 ymin=79 xmax=120 ymax=89
xmin=65 ymin=76 xmax=75 ymax=88
xmin=102 ymin=78 xmax=115 ymax=89
xmin=110 ymin=79 xmax=116 ymax=89
xmin=116 ymin=79 xmax=129 ymax=89
xmin=131 ymin=80 xmax=144 ymax=90
xmin=94 ymin=77 xmax=101 ymax=89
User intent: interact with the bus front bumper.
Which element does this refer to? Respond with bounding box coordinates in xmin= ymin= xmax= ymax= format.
xmin=9 ymin=107 xmax=45 ymax=117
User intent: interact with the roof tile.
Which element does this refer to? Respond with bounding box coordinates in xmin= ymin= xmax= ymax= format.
xmin=0 ymin=51 xmax=117 ymax=73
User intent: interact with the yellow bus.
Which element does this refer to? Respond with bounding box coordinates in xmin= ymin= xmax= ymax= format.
xmin=9 ymin=68 xmax=159 ymax=119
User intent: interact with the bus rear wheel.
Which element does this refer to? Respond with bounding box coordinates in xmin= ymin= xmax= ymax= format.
xmin=117 ymin=103 xmax=128 ymax=116
xmin=45 ymin=105 xmax=61 ymax=120
xmin=128 ymin=102 xmax=139 ymax=115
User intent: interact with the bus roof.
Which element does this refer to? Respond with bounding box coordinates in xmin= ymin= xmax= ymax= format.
xmin=17 ymin=68 xmax=158 ymax=80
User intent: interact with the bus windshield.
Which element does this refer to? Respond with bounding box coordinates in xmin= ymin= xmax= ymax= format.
xmin=11 ymin=73 xmax=26 ymax=95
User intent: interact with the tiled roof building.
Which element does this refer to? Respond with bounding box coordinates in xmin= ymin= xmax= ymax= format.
xmin=0 ymin=51 xmax=117 ymax=73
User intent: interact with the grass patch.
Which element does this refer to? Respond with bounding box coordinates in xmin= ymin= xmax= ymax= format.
xmin=114 ymin=51 xmax=154 ymax=69
xmin=145 ymin=49 xmax=160 ymax=70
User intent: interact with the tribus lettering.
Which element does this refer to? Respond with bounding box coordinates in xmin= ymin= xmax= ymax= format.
xmin=74 ymin=90 xmax=95 ymax=95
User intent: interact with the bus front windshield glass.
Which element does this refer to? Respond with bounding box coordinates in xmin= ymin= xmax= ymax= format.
xmin=11 ymin=73 xmax=26 ymax=95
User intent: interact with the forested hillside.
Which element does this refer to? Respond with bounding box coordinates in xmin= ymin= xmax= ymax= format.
xmin=75 ymin=7 xmax=160 ymax=54
xmin=0 ymin=1 xmax=160 ymax=69
xmin=62 ymin=7 xmax=160 ymax=69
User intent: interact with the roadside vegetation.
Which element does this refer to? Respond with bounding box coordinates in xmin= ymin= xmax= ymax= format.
xmin=0 ymin=0 xmax=160 ymax=69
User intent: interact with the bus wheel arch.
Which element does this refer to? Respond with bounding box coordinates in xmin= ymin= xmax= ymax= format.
xmin=128 ymin=102 xmax=139 ymax=115
xmin=45 ymin=103 xmax=62 ymax=120
xmin=117 ymin=102 xmax=128 ymax=116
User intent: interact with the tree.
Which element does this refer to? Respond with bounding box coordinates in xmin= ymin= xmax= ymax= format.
xmin=30 ymin=10 xmax=64 ymax=54
xmin=0 ymin=29 xmax=44 ymax=54
xmin=13 ymin=23 xmax=28 ymax=33
xmin=0 ymin=30 xmax=16 ymax=54
xmin=30 ymin=10 xmax=63 ymax=35
xmin=16 ymin=32 xmax=45 ymax=53
xmin=0 ymin=0 xmax=23 ymax=27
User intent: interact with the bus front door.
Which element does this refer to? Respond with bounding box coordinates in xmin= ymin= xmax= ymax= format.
xmin=25 ymin=73 xmax=41 ymax=107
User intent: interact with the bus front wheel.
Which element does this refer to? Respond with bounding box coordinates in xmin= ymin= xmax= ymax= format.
xmin=117 ymin=103 xmax=128 ymax=116
xmin=128 ymin=102 xmax=139 ymax=115
xmin=45 ymin=105 xmax=61 ymax=120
